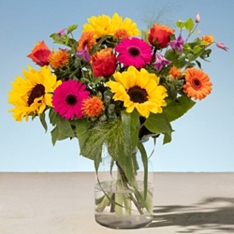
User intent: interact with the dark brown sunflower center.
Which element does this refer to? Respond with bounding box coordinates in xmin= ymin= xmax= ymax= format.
xmin=66 ymin=94 xmax=77 ymax=106
xmin=192 ymin=78 xmax=202 ymax=89
xmin=128 ymin=47 xmax=140 ymax=57
xmin=28 ymin=84 xmax=45 ymax=106
xmin=128 ymin=86 xmax=148 ymax=103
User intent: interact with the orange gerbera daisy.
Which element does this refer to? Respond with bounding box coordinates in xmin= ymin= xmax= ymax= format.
xmin=82 ymin=96 xmax=104 ymax=117
xmin=201 ymin=35 xmax=214 ymax=46
xmin=183 ymin=68 xmax=212 ymax=100
xmin=78 ymin=32 xmax=96 ymax=52
xmin=169 ymin=66 xmax=182 ymax=79
xmin=49 ymin=49 xmax=69 ymax=69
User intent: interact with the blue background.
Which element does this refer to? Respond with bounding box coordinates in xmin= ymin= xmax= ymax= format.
xmin=1 ymin=0 xmax=234 ymax=172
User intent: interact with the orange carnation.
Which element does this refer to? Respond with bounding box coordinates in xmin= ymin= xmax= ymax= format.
xmin=114 ymin=29 xmax=129 ymax=40
xmin=183 ymin=68 xmax=212 ymax=100
xmin=201 ymin=35 xmax=214 ymax=47
xmin=82 ymin=96 xmax=104 ymax=117
xmin=148 ymin=24 xmax=175 ymax=48
xmin=27 ymin=41 xmax=51 ymax=66
xmin=169 ymin=66 xmax=182 ymax=79
xmin=49 ymin=49 xmax=69 ymax=69
xmin=91 ymin=48 xmax=116 ymax=77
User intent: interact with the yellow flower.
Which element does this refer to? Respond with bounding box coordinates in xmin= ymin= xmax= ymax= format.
xmin=106 ymin=66 xmax=167 ymax=118
xmin=8 ymin=65 xmax=62 ymax=121
xmin=83 ymin=14 xmax=112 ymax=39
xmin=110 ymin=13 xmax=140 ymax=39
xmin=82 ymin=13 xmax=140 ymax=39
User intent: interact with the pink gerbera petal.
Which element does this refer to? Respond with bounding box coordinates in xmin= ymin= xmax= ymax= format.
xmin=115 ymin=37 xmax=152 ymax=68
xmin=52 ymin=80 xmax=90 ymax=120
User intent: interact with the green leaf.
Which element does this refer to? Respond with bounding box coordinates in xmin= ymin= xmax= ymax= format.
xmin=144 ymin=113 xmax=173 ymax=144
xmin=90 ymin=35 xmax=112 ymax=55
xmin=56 ymin=116 xmax=75 ymax=138
xmin=164 ymin=95 xmax=196 ymax=122
xmin=76 ymin=119 xmax=91 ymax=154
xmin=39 ymin=112 xmax=47 ymax=132
xmin=49 ymin=108 xmax=58 ymax=126
xmin=120 ymin=111 xmax=136 ymax=184
xmin=67 ymin=24 xmax=78 ymax=34
xmin=137 ymin=141 xmax=148 ymax=200
xmin=193 ymin=45 xmax=202 ymax=54
xmin=185 ymin=18 xmax=194 ymax=31
xmin=176 ymin=19 xmax=185 ymax=29
xmin=51 ymin=126 xmax=59 ymax=145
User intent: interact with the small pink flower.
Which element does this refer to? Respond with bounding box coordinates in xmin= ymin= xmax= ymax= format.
xmin=216 ymin=42 xmax=228 ymax=51
xmin=195 ymin=13 xmax=200 ymax=23
xmin=153 ymin=53 xmax=171 ymax=72
xmin=58 ymin=28 xmax=66 ymax=37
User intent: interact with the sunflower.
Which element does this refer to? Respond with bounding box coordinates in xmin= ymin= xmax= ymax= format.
xmin=106 ymin=66 xmax=167 ymax=118
xmin=109 ymin=13 xmax=140 ymax=39
xmin=52 ymin=80 xmax=90 ymax=120
xmin=82 ymin=14 xmax=112 ymax=39
xmin=8 ymin=66 xmax=61 ymax=121
xmin=82 ymin=13 xmax=140 ymax=39
xmin=183 ymin=68 xmax=212 ymax=100
xmin=115 ymin=37 xmax=152 ymax=68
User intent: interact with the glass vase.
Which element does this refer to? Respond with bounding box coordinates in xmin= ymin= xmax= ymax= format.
xmin=94 ymin=145 xmax=154 ymax=229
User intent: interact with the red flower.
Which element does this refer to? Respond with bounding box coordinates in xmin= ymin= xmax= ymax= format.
xmin=91 ymin=48 xmax=116 ymax=77
xmin=148 ymin=24 xmax=175 ymax=49
xmin=27 ymin=41 xmax=51 ymax=66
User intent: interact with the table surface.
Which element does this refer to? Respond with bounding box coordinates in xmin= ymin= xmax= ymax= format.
xmin=0 ymin=172 xmax=233 ymax=234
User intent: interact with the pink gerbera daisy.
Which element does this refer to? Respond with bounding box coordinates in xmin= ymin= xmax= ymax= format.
xmin=52 ymin=80 xmax=90 ymax=120
xmin=115 ymin=37 xmax=152 ymax=68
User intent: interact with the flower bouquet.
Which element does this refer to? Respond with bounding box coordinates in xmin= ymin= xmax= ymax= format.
xmin=8 ymin=12 xmax=227 ymax=229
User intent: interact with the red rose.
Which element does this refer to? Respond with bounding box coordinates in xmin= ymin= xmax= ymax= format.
xmin=148 ymin=24 xmax=175 ymax=49
xmin=27 ymin=41 xmax=51 ymax=66
xmin=91 ymin=48 xmax=116 ymax=77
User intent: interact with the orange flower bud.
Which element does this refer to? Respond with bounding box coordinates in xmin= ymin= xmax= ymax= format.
xmin=27 ymin=41 xmax=51 ymax=66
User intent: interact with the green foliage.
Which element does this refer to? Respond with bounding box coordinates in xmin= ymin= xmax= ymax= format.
xmin=164 ymin=95 xmax=196 ymax=122
xmin=144 ymin=112 xmax=173 ymax=144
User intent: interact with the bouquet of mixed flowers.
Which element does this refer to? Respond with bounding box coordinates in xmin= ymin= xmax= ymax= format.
xmin=8 ymin=12 xmax=227 ymax=226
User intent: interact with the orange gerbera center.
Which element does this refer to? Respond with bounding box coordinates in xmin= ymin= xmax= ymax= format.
xmin=78 ymin=32 xmax=96 ymax=52
xmin=49 ymin=49 xmax=69 ymax=69
xmin=82 ymin=96 xmax=104 ymax=117
xmin=169 ymin=66 xmax=182 ymax=79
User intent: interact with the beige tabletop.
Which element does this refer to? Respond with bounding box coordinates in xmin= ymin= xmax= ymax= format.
xmin=0 ymin=172 xmax=233 ymax=234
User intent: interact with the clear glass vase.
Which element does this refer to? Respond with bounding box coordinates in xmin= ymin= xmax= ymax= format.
xmin=94 ymin=146 xmax=154 ymax=229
